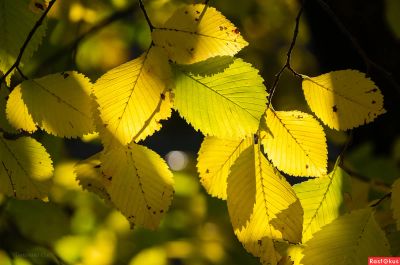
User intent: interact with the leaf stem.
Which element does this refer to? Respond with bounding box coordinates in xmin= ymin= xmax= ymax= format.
xmin=0 ymin=0 xmax=56 ymax=88
xmin=267 ymin=1 xmax=304 ymax=108
xmin=139 ymin=0 xmax=154 ymax=31
xmin=370 ymin=192 xmax=391 ymax=207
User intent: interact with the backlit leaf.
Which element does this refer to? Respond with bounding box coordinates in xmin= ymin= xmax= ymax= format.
xmin=302 ymin=70 xmax=385 ymax=130
xmin=0 ymin=0 xmax=47 ymax=85
xmin=75 ymin=153 xmax=112 ymax=205
xmin=93 ymin=46 xmax=173 ymax=146
xmin=261 ymin=108 xmax=327 ymax=177
xmin=174 ymin=57 xmax=267 ymax=139
xmin=0 ymin=134 xmax=53 ymax=200
xmin=197 ymin=136 xmax=252 ymax=199
xmin=152 ymin=4 xmax=248 ymax=64
xmin=0 ymin=86 xmax=17 ymax=133
xmin=100 ymin=144 xmax=174 ymax=229
xmin=6 ymin=71 xmax=95 ymax=137
xmin=392 ymin=178 xmax=400 ymax=230
xmin=227 ymin=143 xmax=303 ymax=265
xmin=293 ymin=162 xmax=351 ymax=242
xmin=301 ymin=209 xmax=390 ymax=265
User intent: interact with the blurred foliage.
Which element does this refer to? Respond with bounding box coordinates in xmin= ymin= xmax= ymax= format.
xmin=1 ymin=0 xmax=399 ymax=264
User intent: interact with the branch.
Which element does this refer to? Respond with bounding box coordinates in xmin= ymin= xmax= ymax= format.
xmin=0 ymin=0 xmax=56 ymax=87
xmin=35 ymin=3 xmax=138 ymax=75
xmin=139 ymin=0 xmax=154 ymax=31
xmin=267 ymin=2 xmax=303 ymax=108
xmin=370 ymin=192 xmax=391 ymax=207
xmin=314 ymin=0 xmax=400 ymax=96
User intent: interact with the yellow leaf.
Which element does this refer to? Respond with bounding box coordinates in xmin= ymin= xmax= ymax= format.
xmin=276 ymin=242 xmax=304 ymax=265
xmin=152 ymin=4 xmax=248 ymax=64
xmin=197 ymin=136 xmax=252 ymax=199
xmin=392 ymin=178 xmax=400 ymax=230
xmin=93 ymin=46 xmax=173 ymax=146
xmin=261 ymin=108 xmax=327 ymax=177
xmin=6 ymin=71 xmax=95 ymax=137
xmin=302 ymin=70 xmax=385 ymax=130
xmin=0 ymin=134 xmax=53 ymax=200
xmin=301 ymin=209 xmax=391 ymax=265
xmin=5 ymin=83 xmax=36 ymax=133
xmin=293 ymin=162 xmax=351 ymax=243
xmin=75 ymin=154 xmax=112 ymax=205
xmin=100 ymin=144 xmax=174 ymax=229
xmin=227 ymin=144 xmax=303 ymax=265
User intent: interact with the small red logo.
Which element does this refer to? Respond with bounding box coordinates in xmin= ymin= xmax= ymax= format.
xmin=369 ymin=257 xmax=400 ymax=264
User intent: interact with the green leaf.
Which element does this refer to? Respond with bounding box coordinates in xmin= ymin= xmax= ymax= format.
xmin=261 ymin=108 xmax=327 ymax=177
xmin=93 ymin=46 xmax=173 ymax=146
xmin=152 ymin=4 xmax=248 ymax=64
xmin=197 ymin=136 xmax=252 ymax=199
xmin=301 ymin=208 xmax=391 ymax=265
xmin=0 ymin=0 xmax=47 ymax=85
xmin=100 ymin=144 xmax=174 ymax=229
xmin=293 ymin=162 xmax=351 ymax=243
xmin=302 ymin=70 xmax=385 ymax=130
xmin=0 ymin=86 xmax=17 ymax=133
xmin=6 ymin=71 xmax=95 ymax=138
xmin=227 ymin=143 xmax=303 ymax=265
xmin=0 ymin=134 xmax=53 ymax=200
xmin=174 ymin=57 xmax=268 ymax=139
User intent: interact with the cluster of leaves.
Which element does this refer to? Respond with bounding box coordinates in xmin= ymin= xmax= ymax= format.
xmin=0 ymin=1 xmax=399 ymax=265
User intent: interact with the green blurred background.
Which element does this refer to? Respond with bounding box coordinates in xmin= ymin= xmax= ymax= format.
xmin=1 ymin=0 xmax=400 ymax=264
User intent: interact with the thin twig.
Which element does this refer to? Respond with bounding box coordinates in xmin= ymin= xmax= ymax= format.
xmin=314 ymin=0 xmax=400 ymax=96
xmin=139 ymin=0 xmax=154 ymax=31
xmin=370 ymin=192 xmax=391 ymax=207
xmin=0 ymin=0 xmax=56 ymax=87
xmin=35 ymin=3 xmax=138 ymax=75
xmin=267 ymin=2 xmax=304 ymax=108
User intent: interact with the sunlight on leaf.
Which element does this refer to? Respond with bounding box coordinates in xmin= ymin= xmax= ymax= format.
xmin=100 ymin=144 xmax=174 ymax=229
xmin=152 ymin=4 xmax=248 ymax=64
xmin=0 ymin=134 xmax=53 ymax=200
xmin=302 ymin=70 xmax=385 ymax=130
xmin=93 ymin=46 xmax=173 ymax=146
xmin=301 ymin=208 xmax=390 ymax=265
xmin=174 ymin=56 xmax=267 ymax=139
xmin=293 ymin=162 xmax=351 ymax=243
xmin=227 ymin=143 xmax=303 ymax=265
xmin=197 ymin=136 xmax=252 ymax=199
xmin=7 ymin=71 xmax=95 ymax=138
xmin=261 ymin=108 xmax=327 ymax=177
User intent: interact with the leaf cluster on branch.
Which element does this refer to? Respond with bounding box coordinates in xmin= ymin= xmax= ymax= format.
xmin=0 ymin=1 xmax=398 ymax=264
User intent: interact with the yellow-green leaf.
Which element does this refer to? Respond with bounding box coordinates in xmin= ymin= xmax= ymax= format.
xmin=276 ymin=242 xmax=304 ymax=265
xmin=100 ymin=143 xmax=174 ymax=229
xmin=6 ymin=71 xmax=95 ymax=137
xmin=302 ymin=70 xmax=385 ymax=130
xmin=301 ymin=208 xmax=390 ymax=265
xmin=0 ymin=86 xmax=17 ymax=133
xmin=261 ymin=108 xmax=327 ymax=177
xmin=392 ymin=178 xmax=400 ymax=230
xmin=0 ymin=0 xmax=47 ymax=85
xmin=197 ymin=136 xmax=252 ymax=199
xmin=174 ymin=57 xmax=267 ymax=139
xmin=74 ymin=153 xmax=112 ymax=205
xmin=293 ymin=162 xmax=351 ymax=243
xmin=227 ymin=144 xmax=303 ymax=265
xmin=152 ymin=4 xmax=248 ymax=64
xmin=0 ymin=134 xmax=53 ymax=200
xmin=93 ymin=46 xmax=173 ymax=146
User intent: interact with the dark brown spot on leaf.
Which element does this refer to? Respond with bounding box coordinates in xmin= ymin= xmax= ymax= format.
xmin=160 ymin=210 xmax=164 ymax=213
xmin=332 ymin=105 xmax=338 ymax=112
xmin=205 ymin=169 xmax=210 ymax=173
xmin=196 ymin=10 xmax=200 ymax=14
xmin=94 ymin=165 xmax=101 ymax=168
xmin=161 ymin=93 xmax=165 ymax=100
xmin=35 ymin=2 xmax=44 ymax=10
xmin=219 ymin=26 xmax=224 ymax=31
xmin=232 ymin=28 xmax=239 ymax=34
xmin=153 ymin=211 xmax=156 ymax=214
xmin=184 ymin=11 xmax=188 ymax=14
xmin=372 ymin=100 xmax=376 ymax=104
xmin=305 ymin=164 xmax=309 ymax=169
